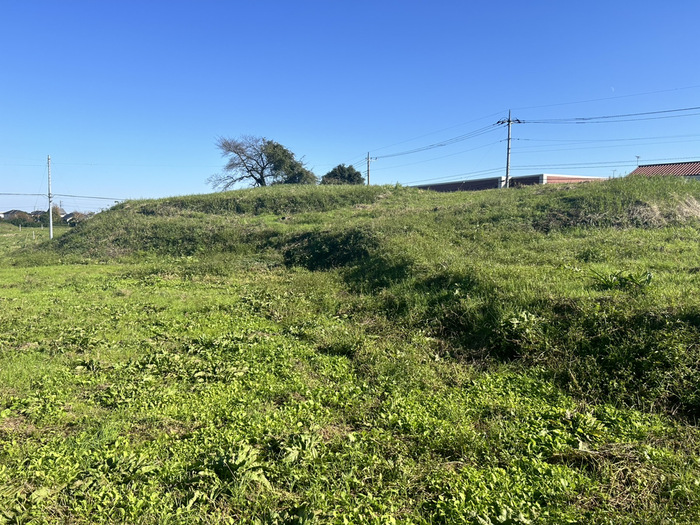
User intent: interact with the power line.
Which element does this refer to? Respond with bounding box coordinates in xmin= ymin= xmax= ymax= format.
xmin=361 ymin=104 xmax=700 ymax=183
xmin=374 ymin=124 xmax=501 ymax=160
xmin=405 ymin=167 xmax=504 ymax=186
xmin=513 ymin=139 xmax=700 ymax=157
xmin=513 ymin=161 xmax=636 ymax=170
xmin=513 ymin=155 xmax=700 ymax=171
xmin=0 ymin=192 xmax=47 ymax=197
xmin=342 ymin=156 xmax=369 ymax=170
xmin=516 ymin=133 xmax=700 ymax=144
xmin=524 ymin=106 xmax=700 ymax=124
xmin=365 ymin=103 xmax=700 ymax=185
xmin=370 ymin=141 xmax=504 ymax=172
xmin=54 ymin=193 xmax=124 ymax=201
xmin=357 ymin=110 xmax=505 ymax=159
xmin=510 ymin=84 xmax=700 ymax=111
xmin=0 ymin=192 xmax=125 ymax=201
xmin=358 ymin=85 xmax=700 ymax=165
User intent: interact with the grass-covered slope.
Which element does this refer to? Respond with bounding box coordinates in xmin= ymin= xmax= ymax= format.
xmin=2 ymin=176 xmax=700 ymax=524
xmin=44 ymin=175 xmax=700 ymax=258
xmin=46 ymin=184 xmax=395 ymax=258
xmin=37 ymin=176 xmax=700 ymax=416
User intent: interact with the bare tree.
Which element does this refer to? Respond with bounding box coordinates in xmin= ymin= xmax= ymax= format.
xmin=207 ymin=135 xmax=275 ymax=189
xmin=207 ymin=135 xmax=317 ymax=189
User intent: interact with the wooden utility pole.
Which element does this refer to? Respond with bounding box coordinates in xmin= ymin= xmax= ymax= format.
xmin=47 ymin=155 xmax=53 ymax=240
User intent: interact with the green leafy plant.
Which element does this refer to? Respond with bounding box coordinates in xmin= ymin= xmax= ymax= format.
xmin=590 ymin=269 xmax=653 ymax=291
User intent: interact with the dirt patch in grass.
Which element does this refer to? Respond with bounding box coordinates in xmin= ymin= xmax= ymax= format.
xmin=0 ymin=415 xmax=37 ymax=437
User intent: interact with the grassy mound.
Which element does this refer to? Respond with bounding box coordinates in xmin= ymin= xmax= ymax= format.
xmin=41 ymin=184 xmax=396 ymax=258
xmin=36 ymin=175 xmax=700 ymax=260
xmin=119 ymin=183 xmax=393 ymax=216
xmin=3 ymin=175 xmax=700 ymax=523
xmin=22 ymin=176 xmax=700 ymax=417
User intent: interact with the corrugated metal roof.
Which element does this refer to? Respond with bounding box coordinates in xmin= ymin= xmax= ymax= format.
xmin=629 ymin=161 xmax=700 ymax=177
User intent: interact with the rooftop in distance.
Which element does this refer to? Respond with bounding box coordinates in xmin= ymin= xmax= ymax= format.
xmin=628 ymin=161 xmax=700 ymax=178
xmin=415 ymin=173 xmax=605 ymax=193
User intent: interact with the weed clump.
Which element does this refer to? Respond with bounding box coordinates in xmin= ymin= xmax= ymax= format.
xmin=282 ymin=226 xmax=381 ymax=271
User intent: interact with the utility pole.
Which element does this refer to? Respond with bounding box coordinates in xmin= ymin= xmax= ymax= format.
xmin=497 ymin=110 xmax=521 ymax=188
xmin=367 ymin=152 xmax=371 ymax=185
xmin=47 ymin=155 xmax=53 ymax=240
xmin=506 ymin=110 xmax=512 ymax=188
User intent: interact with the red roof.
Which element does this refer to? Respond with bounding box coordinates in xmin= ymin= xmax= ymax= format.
xmin=629 ymin=161 xmax=700 ymax=177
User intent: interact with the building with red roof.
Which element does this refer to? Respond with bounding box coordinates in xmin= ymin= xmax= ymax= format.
xmin=628 ymin=161 xmax=700 ymax=179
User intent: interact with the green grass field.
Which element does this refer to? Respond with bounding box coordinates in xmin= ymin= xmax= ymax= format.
xmin=1 ymin=176 xmax=700 ymax=523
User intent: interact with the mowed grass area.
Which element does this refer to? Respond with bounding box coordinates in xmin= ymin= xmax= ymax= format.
xmin=1 ymin=177 xmax=700 ymax=524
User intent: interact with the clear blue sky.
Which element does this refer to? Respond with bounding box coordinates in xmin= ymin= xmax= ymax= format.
xmin=2 ymin=0 xmax=700 ymax=212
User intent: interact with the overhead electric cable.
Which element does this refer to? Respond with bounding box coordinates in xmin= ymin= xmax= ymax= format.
xmin=374 ymin=124 xmax=501 ymax=160
xmin=363 ymin=110 xmax=504 ymax=156
xmin=0 ymin=192 xmax=47 ymax=197
xmin=524 ymin=106 xmax=700 ymax=124
xmin=513 ymin=155 xmax=700 ymax=171
xmin=516 ymin=133 xmax=700 ymax=144
xmin=511 ymin=84 xmax=700 ymax=111
xmin=53 ymin=193 xmax=126 ymax=201
xmin=405 ymin=167 xmax=504 ymax=185
xmin=370 ymin=140 xmax=504 ymax=171
xmin=513 ymin=141 xmax=700 ymax=156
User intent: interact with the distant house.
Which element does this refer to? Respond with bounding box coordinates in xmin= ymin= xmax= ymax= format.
xmin=27 ymin=207 xmax=66 ymax=217
xmin=415 ymin=173 xmax=604 ymax=193
xmin=628 ymin=161 xmax=700 ymax=180
xmin=62 ymin=212 xmax=88 ymax=225
xmin=2 ymin=210 xmax=30 ymax=221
